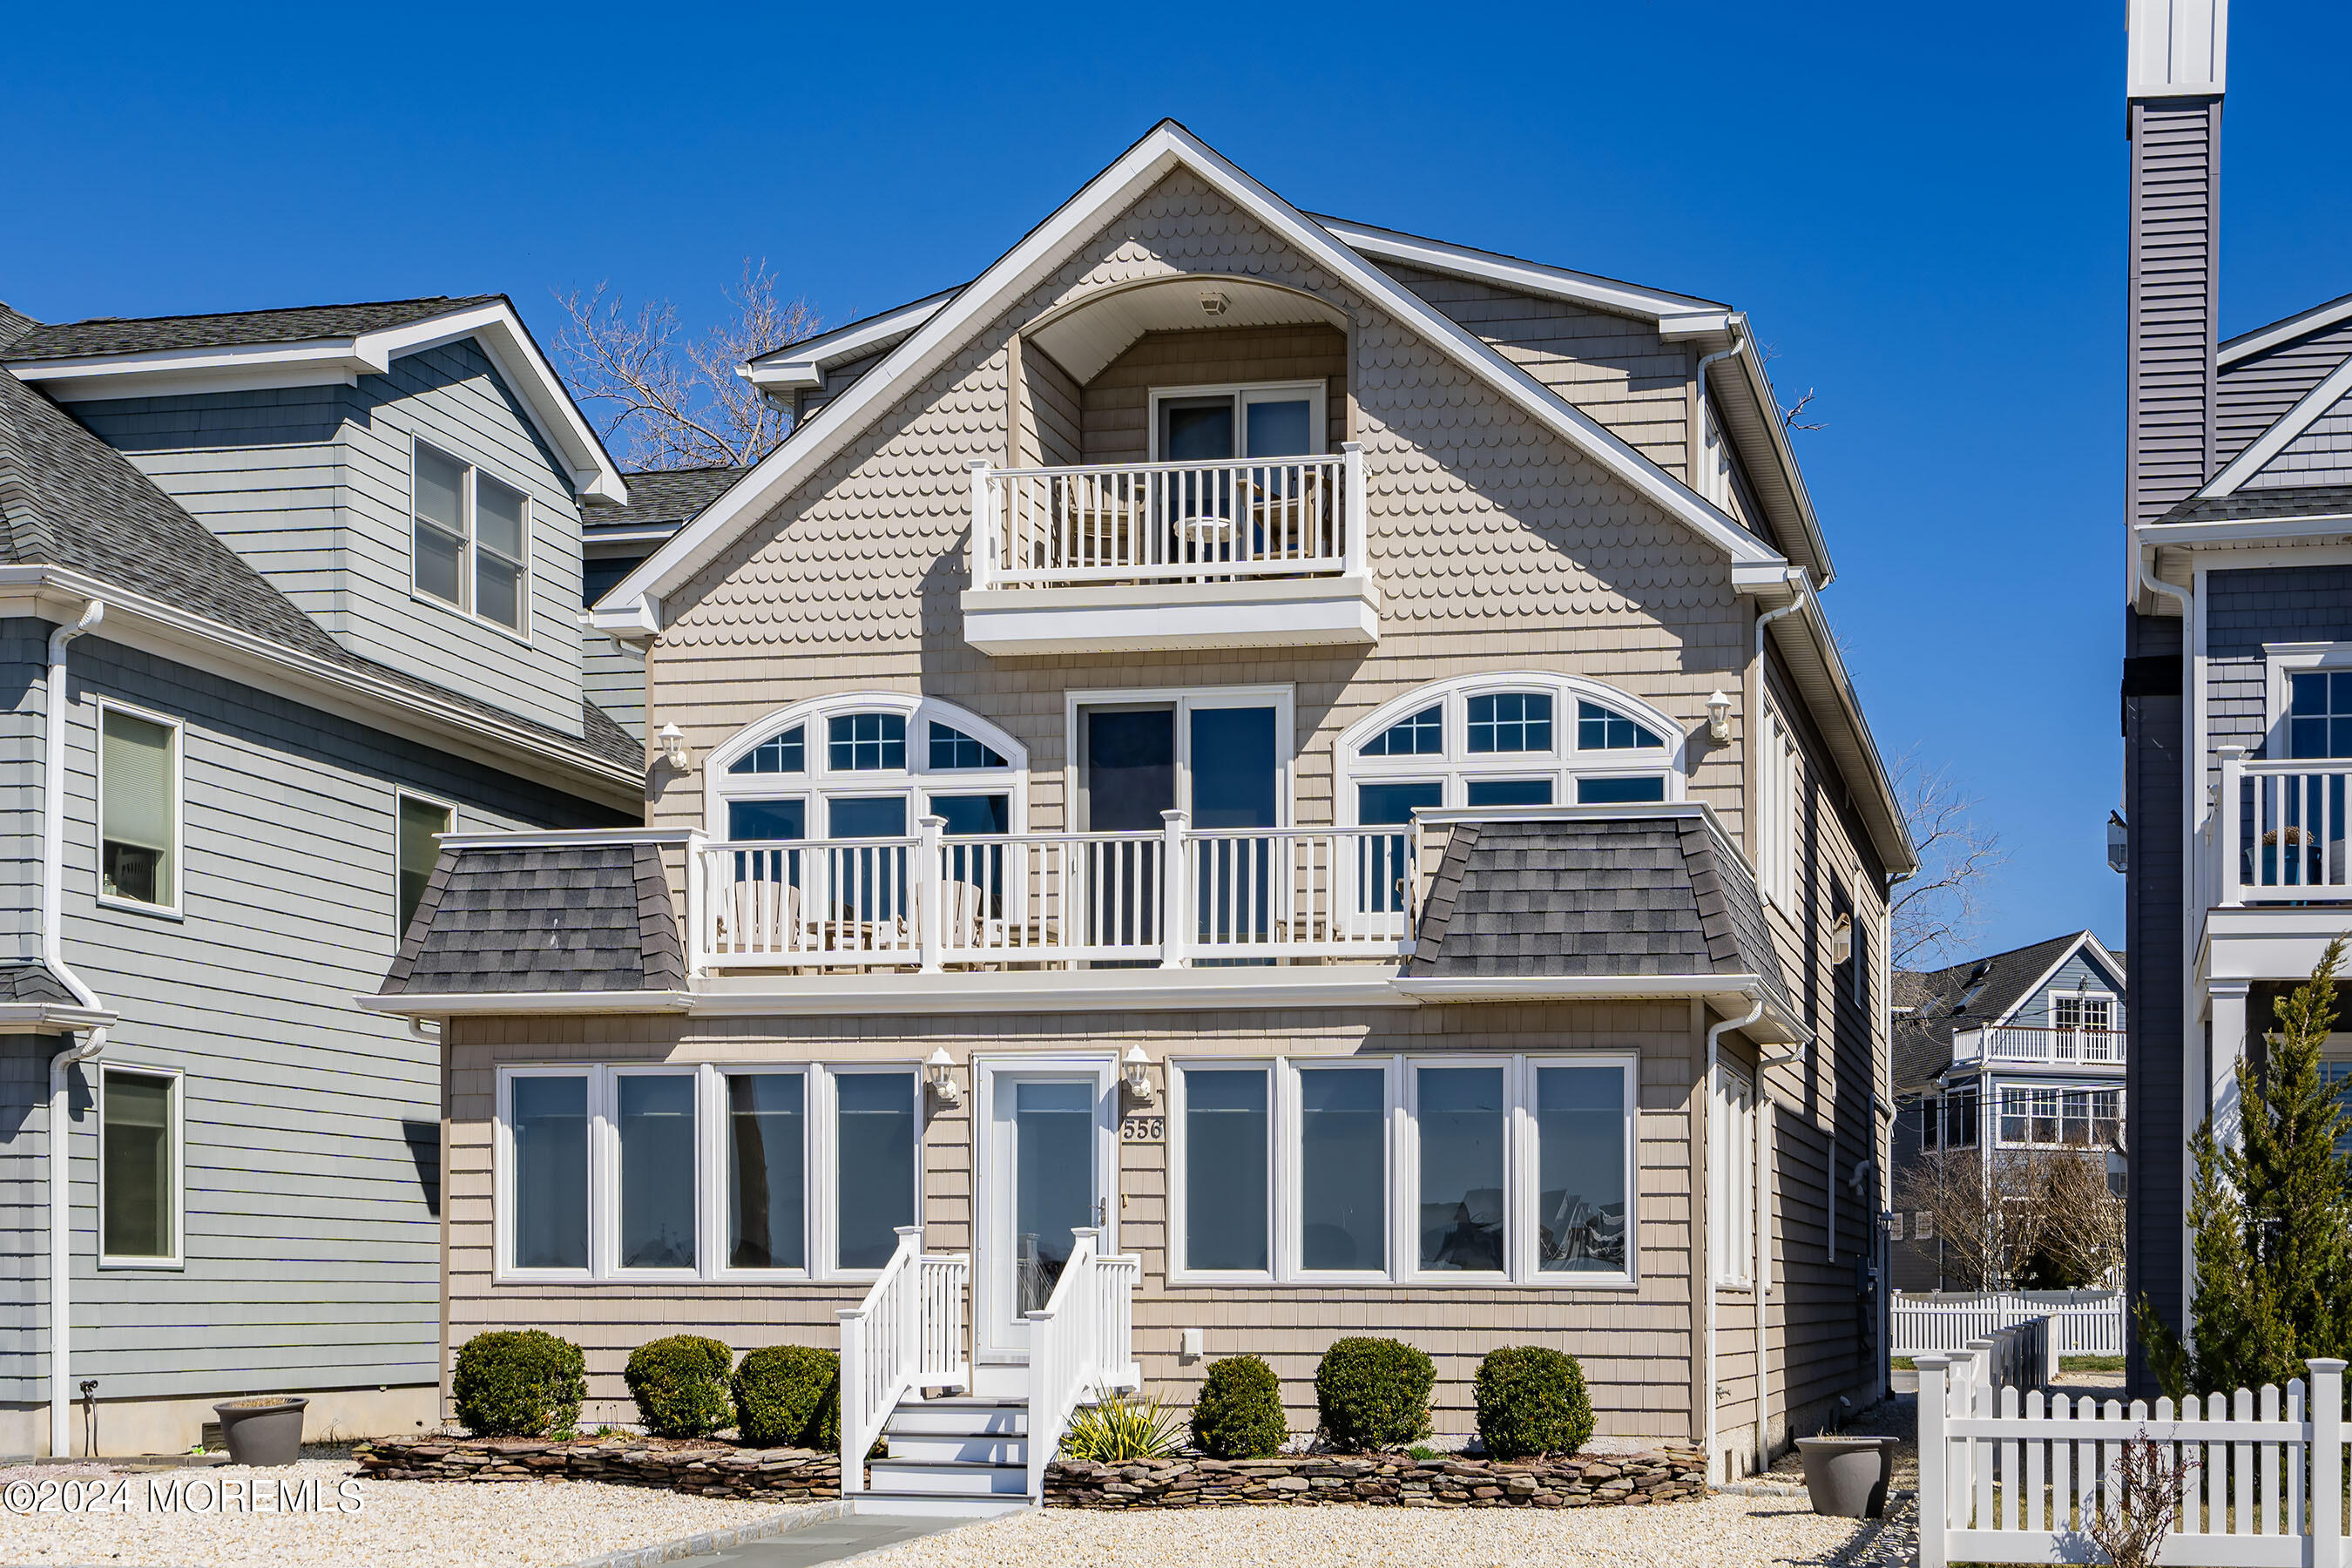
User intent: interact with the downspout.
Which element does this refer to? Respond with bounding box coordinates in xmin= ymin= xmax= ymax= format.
xmin=1693 ymin=322 xmax=1746 ymax=507
xmin=45 ymin=600 xmax=107 ymax=1458
xmin=1704 ymin=993 xmax=1765 ymax=1480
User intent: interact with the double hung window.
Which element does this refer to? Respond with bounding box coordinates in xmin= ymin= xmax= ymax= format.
xmin=100 ymin=1067 xmax=180 ymax=1267
xmin=98 ymin=704 xmax=180 ymax=913
xmin=413 ymin=442 xmax=531 ymax=633
xmin=497 ymin=1064 xmax=921 ymax=1281
xmin=1168 ymin=1055 xmax=1635 ymax=1287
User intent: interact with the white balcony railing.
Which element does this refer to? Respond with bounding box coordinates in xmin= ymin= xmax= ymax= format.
xmin=837 ymin=1227 xmax=970 ymax=1494
xmin=693 ymin=814 xmax=1422 ymax=972
xmin=2218 ymin=747 xmax=2352 ymax=904
xmin=1950 ymin=1025 xmax=2126 ymax=1066
xmin=969 ymin=446 xmax=1364 ymax=592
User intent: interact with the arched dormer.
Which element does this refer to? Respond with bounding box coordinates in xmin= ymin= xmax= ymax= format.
xmin=706 ymin=693 xmax=1026 ymax=842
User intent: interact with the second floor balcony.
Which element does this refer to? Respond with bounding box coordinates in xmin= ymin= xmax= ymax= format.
xmin=2215 ymin=749 xmax=2352 ymax=905
xmin=960 ymin=447 xmax=1378 ymax=656
xmin=1952 ymin=1024 xmax=2126 ymax=1067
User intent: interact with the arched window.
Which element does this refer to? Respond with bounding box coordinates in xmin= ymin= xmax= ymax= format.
xmin=1340 ymin=673 xmax=1684 ymax=832
xmin=706 ymin=693 xmax=1026 ymax=843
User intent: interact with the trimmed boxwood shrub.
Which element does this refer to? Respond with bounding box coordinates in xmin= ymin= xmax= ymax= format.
xmin=1189 ymin=1354 xmax=1288 ymax=1458
xmin=1314 ymin=1337 xmax=1434 ymax=1452
xmin=451 ymin=1330 xmax=587 ymax=1438
xmin=1473 ymin=1345 xmax=1594 ymax=1459
xmin=625 ymin=1335 xmax=734 ymax=1438
xmin=732 ymin=1344 xmax=841 ymax=1450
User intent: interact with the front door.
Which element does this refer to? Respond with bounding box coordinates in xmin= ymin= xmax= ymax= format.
xmin=977 ymin=1061 xmax=1115 ymax=1362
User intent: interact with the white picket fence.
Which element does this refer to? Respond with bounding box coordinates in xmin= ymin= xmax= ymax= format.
xmin=1920 ymin=1352 xmax=2352 ymax=1568
xmin=1895 ymin=1289 xmax=2126 ymax=1359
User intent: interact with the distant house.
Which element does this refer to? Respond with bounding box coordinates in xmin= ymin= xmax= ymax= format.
xmin=0 ymin=296 xmax=652 ymax=1457
xmin=1889 ymin=931 xmax=2126 ymax=1291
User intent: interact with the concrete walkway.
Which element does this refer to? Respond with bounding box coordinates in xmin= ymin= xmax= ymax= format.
xmin=683 ymin=1513 xmax=963 ymax=1565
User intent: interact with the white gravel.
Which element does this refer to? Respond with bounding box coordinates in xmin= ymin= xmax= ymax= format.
xmin=850 ymin=1493 xmax=1886 ymax=1568
xmin=0 ymin=1459 xmax=817 ymax=1567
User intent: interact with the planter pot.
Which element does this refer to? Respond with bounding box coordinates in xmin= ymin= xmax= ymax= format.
xmin=1794 ymin=1435 xmax=1896 ymax=1518
xmin=212 ymin=1397 xmax=308 ymax=1466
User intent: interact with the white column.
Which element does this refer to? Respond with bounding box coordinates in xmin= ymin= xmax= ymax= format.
xmin=966 ymin=460 xmax=995 ymax=591
xmin=2208 ymin=981 xmax=2248 ymax=1149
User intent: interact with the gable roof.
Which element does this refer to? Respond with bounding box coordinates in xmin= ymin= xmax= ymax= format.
xmin=2202 ymin=331 xmax=2352 ymax=499
xmin=0 ymin=365 xmax=643 ymax=788
xmin=740 ymin=289 xmax=964 ymax=394
xmin=584 ymin=465 xmax=751 ymax=537
xmin=2 ymin=295 xmax=626 ymax=504
xmin=598 ymin=118 xmax=1787 ymax=633
xmin=2220 ymin=290 xmax=2352 ymax=368
xmin=1890 ymin=929 xmax=2120 ymax=1087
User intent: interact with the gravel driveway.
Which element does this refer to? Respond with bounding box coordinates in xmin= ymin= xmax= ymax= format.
xmin=0 ymin=1458 xmax=815 ymax=1567
xmin=843 ymin=1493 xmax=1885 ymax=1568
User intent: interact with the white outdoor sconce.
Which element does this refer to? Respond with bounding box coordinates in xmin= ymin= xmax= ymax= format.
xmin=1124 ymin=1045 xmax=1155 ymax=1102
xmin=656 ymin=723 xmax=692 ymax=772
xmin=925 ymin=1047 xmax=963 ymax=1108
xmin=1706 ymin=691 xmax=1732 ymax=743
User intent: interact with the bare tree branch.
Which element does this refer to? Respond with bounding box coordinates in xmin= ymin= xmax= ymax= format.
xmin=1780 ymin=387 xmax=1823 ymax=432
xmin=1894 ymin=1140 xmax=2125 ymax=1290
xmin=551 ymin=260 xmax=816 ymax=470
xmin=1890 ymin=747 xmax=2009 ymax=970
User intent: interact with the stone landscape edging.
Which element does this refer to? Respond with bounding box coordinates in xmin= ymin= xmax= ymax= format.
xmin=1044 ymin=1447 xmax=1707 ymax=1508
xmin=353 ymin=1436 xmax=842 ymax=1502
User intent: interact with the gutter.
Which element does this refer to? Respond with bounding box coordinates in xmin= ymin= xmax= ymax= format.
xmin=1702 ymin=994 xmax=1767 ymax=1483
xmin=44 ymin=600 xmax=112 ymax=1459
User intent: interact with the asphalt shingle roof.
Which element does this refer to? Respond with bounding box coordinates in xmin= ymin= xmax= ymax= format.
xmin=382 ymin=843 xmax=685 ymax=995
xmin=0 ymin=961 xmax=80 ymax=1006
xmin=584 ymin=466 xmax=749 ymax=531
xmin=0 ymin=366 xmax=642 ymax=774
xmin=1890 ymin=930 xmax=2101 ymax=1087
xmin=1405 ymin=814 xmax=1794 ymax=1017
xmin=2157 ymin=485 xmax=2352 ymax=525
xmin=1 ymin=298 xmax=497 ymax=362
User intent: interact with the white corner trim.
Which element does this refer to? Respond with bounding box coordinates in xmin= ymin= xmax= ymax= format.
xmin=603 ymin=121 xmax=1784 ymax=624
xmin=4 ymin=301 xmax=627 ymax=504
xmin=2220 ymin=291 xmax=2352 ymax=368
xmin=2202 ymin=350 xmax=2352 ymax=498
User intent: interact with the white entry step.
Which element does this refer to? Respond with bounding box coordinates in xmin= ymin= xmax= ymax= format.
xmin=855 ymin=1396 xmax=1034 ymax=1518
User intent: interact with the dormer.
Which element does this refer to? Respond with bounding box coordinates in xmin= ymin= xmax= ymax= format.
xmin=1 ymin=297 xmax=625 ymax=740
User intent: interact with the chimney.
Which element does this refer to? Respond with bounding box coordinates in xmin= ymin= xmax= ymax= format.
xmin=2125 ymin=0 xmax=2229 ymax=526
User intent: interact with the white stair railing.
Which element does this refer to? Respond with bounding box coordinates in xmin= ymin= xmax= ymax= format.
xmin=836 ymin=1227 xmax=970 ymax=1494
xmin=1024 ymin=1227 xmax=1141 ymax=1501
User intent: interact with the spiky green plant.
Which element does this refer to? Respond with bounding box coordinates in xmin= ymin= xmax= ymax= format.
xmin=1060 ymin=1389 xmax=1186 ymax=1463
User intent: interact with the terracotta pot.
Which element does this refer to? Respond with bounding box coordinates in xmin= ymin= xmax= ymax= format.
xmin=213 ymin=1396 xmax=308 ymax=1466
xmin=1794 ymin=1435 xmax=1896 ymax=1518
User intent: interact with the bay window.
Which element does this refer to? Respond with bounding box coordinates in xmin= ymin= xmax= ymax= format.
xmin=1414 ymin=1065 xmax=1507 ymax=1274
xmin=507 ymin=1071 xmax=590 ymax=1273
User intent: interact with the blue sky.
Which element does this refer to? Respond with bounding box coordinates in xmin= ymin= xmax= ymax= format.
xmin=10 ymin=2 xmax=2351 ymax=961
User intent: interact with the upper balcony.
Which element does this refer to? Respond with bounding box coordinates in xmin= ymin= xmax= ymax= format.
xmin=959 ymin=447 xmax=1378 ymax=656
xmin=2214 ymin=750 xmax=2352 ymax=905
xmin=1952 ymin=1024 xmax=2126 ymax=1069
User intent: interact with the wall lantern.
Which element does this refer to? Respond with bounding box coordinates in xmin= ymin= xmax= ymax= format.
xmin=1830 ymin=912 xmax=1855 ymax=968
xmin=1706 ymin=691 xmax=1733 ymax=743
xmin=1123 ymin=1044 xmax=1155 ymax=1102
xmin=656 ymin=723 xmax=692 ymax=772
xmin=925 ymin=1047 xmax=962 ymax=1108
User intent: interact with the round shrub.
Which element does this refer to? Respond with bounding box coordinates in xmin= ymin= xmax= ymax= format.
xmin=732 ymin=1344 xmax=841 ymax=1450
xmin=1314 ymin=1337 xmax=1434 ymax=1452
xmin=451 ymin=1330 xmax=586 ymax=1438
xmin=1473 ymin=1345 xmax=1593 ymax=1459
xmin=1189 ymin=1354 xmax=1288 ymax=1458
xmin=624 ymin=1335 xmax=734 ymax=1438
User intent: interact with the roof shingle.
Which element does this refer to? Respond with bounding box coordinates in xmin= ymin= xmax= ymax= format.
xmin=382 ymin=843 xmax=685 ymax=995
xmin=2 ymin=298 xmax=497 ymax=362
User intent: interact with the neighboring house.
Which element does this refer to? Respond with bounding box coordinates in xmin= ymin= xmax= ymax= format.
xmin=2121 ymin=0 xmax=2352 ymax=1394
xmin=374 ymin=120 xmax=1916 ymax=1493
xmin=1889 ymin=932 xmax=2126 ymax=1292
xmin=0 ymin=297 xmax=645 ymax=1456
xmin=579 ymin=467 xmax=746 ymax=740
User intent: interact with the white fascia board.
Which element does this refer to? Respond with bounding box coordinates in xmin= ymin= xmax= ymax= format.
xmin=2202 ymin=351 xmax=2352 ymax=498
xmin=1311 ymin=215 xmax=1727 ymax=322
xmin=438 ymin=828 xmax=694 ymax=850
xmin=1727 ymin=330 xmax=1834 ymax=587
xmin=2220 ymin=292 xmax=2352 ymax=368
xmin=363 ymin=303 xmax=629 ymax=504
xmin=1984 ymin=932 xmax=2099 ymax=1029
xmin=607 ymin=122 xmax=1783 ymax=621
xmin=1771 ymin=585 xmax=1915 ymax=876
xmin=360 ymin=990 xmax=693 ymax=1017
xmin=739 ymin=288 xmax=960 ymax=389
xmin=0 ymin=566 xmax=644 ymax=808
xmin=2138 ymin=514 xmax=2352 ymax=550
xmin=1394 ymin=974 xmax=1809 ymax=1043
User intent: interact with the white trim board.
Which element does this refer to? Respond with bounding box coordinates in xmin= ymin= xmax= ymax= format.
xmin=596 ymin=119 xmax=1785 ymax=632
xmin=2202 ymin=351 xmax=2352 ymax=498
xmin=5 ymin=301 xmax=626 ymax=503
xmin=2220 ymin=290 xmax=2352 ymax=368
xmin=740 ymin=289 xmax=964 ymax=392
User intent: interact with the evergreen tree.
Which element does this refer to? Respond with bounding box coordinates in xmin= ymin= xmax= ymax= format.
xmin=2139 ymin=939 xmax=2352 ymax=1397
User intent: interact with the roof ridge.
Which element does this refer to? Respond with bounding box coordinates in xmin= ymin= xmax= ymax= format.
xmin=39 ymin=294 xmax=495 ymax=331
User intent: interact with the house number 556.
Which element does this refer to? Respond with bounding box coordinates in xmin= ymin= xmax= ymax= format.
xmin=1121 ymin=1117 xmax=1165 ymax=1144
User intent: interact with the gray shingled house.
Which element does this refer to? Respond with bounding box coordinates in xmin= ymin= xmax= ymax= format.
xmin=1888 ymin=932 xmax=2126 ymax=1291
xmin=0 ymin=295 xmax=653 ymax=1456
xmin=2119 ymin=0 xmax=2352 ymax=1394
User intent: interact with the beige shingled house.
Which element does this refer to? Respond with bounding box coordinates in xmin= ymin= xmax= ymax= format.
xmin=372 ymin=120 xmax=1914 ymax=1511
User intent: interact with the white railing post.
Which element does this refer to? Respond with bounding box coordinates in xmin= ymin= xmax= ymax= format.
xmin=1340 ymin=441 xmax=1367 ymax=578
xmin=2315 ymin=1358 xmax=2346 ymax=1568
xmin=836 ymin=1306 xmax=867 ymax=1494
xmin=967 ymin=459 xmax=996 ymax=591
xmin=684 ymin=829 xmax=708 ymax=976
xmin=2219 ymin=744 xmax=2247 ymax=907
xmin=917 ymin=814 xmax=945 ymax=975
xmin=1159 ymin=810 xmax=1189 ymax=970
xmin=1918 ymin=1354 xmax=1950 ymax=1568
